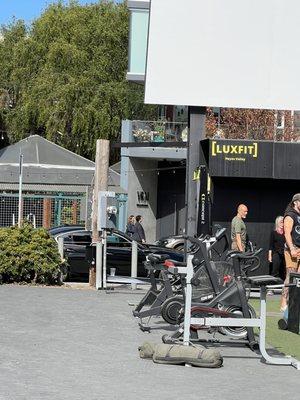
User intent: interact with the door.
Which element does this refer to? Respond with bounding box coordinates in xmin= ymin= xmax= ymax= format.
xmin=106 ymin=232 xmax=147 ymax=277
xmin=61 ymin=231 xmax=92 ymax=276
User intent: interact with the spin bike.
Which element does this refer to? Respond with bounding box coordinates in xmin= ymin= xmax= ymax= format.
xmin=159 ymin=236 xmax=261 ymax=333
xmin=161 ymin=240 xmax=262 ymax=347
xmin=162 ymin=253 xmax=300 ymax=368
xmin=133 ymin=228 xmax=229 ymax=325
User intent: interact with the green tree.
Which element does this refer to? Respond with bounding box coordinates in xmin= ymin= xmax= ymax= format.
xmin=0 ymin=1 xmax=157 ymax=157
xmin=0 ymin=19 xmax=27 ymax=149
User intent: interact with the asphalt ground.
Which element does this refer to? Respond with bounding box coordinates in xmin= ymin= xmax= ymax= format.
xmin=0 ymin=284 xmax=299 ymax=400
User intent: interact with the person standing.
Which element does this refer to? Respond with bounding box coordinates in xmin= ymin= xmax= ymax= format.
xmin=281 ymin=193 xmax=300 ymax=311
xmin=132 ymin=215 xmax=146 ymax=244
xmin=125 ymin=215 xmax=135 ymax=237
xmin=268 ymin=216 xmax=285 ymax=280
xmin=231 ymin=204 xmax=248 ymax=252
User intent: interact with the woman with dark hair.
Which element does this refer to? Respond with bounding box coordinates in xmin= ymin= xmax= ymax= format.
xmin=125 ymin=215 xmax=135 ymax=237
xmin=280 ymin=193 xmax=300 ymax=311
xmin=268 ymin=216 xmax=285 ymax=280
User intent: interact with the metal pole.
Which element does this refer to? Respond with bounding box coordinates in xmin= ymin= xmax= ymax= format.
xmin=96 ymin=240 xmax=103 ymax=290
xmin=103 ymin=230 xmax=107 ymax=289
xmin=18 ymin=153 xmax=23 ymax=228
xmin=85 ymin=186 xmax=89 ymax=230
xmin=131 ymin=240 xmax=138 ymax=290
xmin=58 ymin=236 xmax=64 ymax=261
xmin=258 ymin=286 xmax=293 ymax=366
xmin=185 ymin=106 xmax=206 ymax=238
xmin=57 ymin=194 xmax=62 ymax=227
xmin=183 ymin=255 xmax=194 ymax=345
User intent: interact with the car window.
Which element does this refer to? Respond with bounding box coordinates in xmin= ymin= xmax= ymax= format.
xmin=59 ymin=233 xmax=73 ymax=243
xmin=107 ymin=233 xmax=131 ymax=247
xmin=59 ymin=231 xmax=91 ymax=245
xmin=72 ymin=233 xmax=92 ymax=245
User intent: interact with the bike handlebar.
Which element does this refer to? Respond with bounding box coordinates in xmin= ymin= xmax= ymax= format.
xmin=231 ymin=248 xmax=263 ymax=260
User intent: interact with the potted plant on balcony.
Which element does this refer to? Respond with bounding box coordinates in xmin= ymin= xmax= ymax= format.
xmin=152 ymin=121 xmax=165 ymax=142
xmin=132 ymin=128 xmax=150 ymax=142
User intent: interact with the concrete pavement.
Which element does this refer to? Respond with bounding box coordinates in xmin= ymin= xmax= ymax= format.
xmin=0 ymin=284 xmax=299 ymax=400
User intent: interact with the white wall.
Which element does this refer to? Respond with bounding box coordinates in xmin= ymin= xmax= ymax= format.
xmin=145 ymin=0 xmax=300 ymax=110
xmin=126 ymin=158 xmax=158 ymax=243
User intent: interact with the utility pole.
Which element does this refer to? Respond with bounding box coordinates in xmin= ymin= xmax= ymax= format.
xmin=18 ymin=152 xmax=24 ymax=228
xmin=90 ymin=139 xmax=110 ymax=287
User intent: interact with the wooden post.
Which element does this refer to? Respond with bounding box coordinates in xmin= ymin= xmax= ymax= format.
xmin=90 ymin=139 xmax=110 ymax=287
xmin=72 ymin=200 xmax=77 ymax=224
xmin=43 ymin=198 xmax=52 ymax=229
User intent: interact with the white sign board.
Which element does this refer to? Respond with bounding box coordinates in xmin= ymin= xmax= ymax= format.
xmin=145 ymin=0 xmax=300 ymax=110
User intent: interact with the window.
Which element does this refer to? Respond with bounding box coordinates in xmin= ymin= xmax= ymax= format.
xmin=107 ymin=233 xmax=131 ymax=247
xmin=72 ymin=233 xmax=92 ymax=245
xmin=128 ymin=9 xmax=149 ymax=75
xmin=59 ymin=231 xmax=91 ymax=245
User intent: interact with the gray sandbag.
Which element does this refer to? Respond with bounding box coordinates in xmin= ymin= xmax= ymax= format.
xmin=138 ymin=342 xmax=223 ymax=368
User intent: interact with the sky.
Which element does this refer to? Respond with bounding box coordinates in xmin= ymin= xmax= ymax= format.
xmin=0 ymin=1 xmax=120 ymax=26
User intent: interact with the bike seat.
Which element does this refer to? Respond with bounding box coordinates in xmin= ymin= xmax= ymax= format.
xmin=247 ymin=275 xmax=283 ymax=287
xmin=164 ymin=260 xmax=187 ymax=267
xmin=144 ymin=263 xmax=166 ymax=271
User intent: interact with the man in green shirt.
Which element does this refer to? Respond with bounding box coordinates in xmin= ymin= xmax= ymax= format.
xmin=231 ymin=204 xmax=248 ymax=251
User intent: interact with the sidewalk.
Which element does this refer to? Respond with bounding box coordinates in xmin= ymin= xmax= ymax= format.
xmin=0 ymin=285 xmax=299 ymax=400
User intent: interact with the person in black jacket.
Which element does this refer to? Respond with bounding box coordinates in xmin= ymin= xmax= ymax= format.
xmin=125 ymin=215 xmax=135 ymax=237
xmin=280 ymin=193 xmax=300 ymax=311
xmin=268 ymin=216 xmax=285 ymax=280
xmin=132 ymin=215 xmax=146 ymax=243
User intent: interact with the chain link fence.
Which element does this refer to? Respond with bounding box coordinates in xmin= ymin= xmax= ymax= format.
xmin=0 ymin=193 xmax=87 ymax=228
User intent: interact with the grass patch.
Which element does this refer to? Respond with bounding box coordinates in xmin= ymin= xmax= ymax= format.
xmin=250 ymin=297 xmax=282 ymax=313
xmin=249 ymin=297 xmax=300 ymax=359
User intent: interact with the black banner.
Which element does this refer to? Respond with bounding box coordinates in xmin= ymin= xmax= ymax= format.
xmin=195 ymin=165 xmax=211 ymax=235
xmin=274 ymin=142 xmax=300 ymax=180
xmin=208 ymin=139 xmax=273 ymax=178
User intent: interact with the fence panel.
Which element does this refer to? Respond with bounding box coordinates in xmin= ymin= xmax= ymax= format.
xmin=0 ymin=193 xmax=86 ymax=228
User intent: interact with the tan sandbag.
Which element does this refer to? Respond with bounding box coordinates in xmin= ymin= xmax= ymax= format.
xmin=138 ymin=342 xmax=156 ymax=359
xmin=153 ymin=343 xmax=223 ymax=368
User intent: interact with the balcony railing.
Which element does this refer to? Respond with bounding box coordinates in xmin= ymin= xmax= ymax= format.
xmin=129 ymin=120 xmax=300 ymax=144
xmin=132 ymin=120 xmax=188 ymax=143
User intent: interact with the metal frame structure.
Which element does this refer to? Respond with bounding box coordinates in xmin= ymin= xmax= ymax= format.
xmin=173 ymin=255 xmax=300 ymax=369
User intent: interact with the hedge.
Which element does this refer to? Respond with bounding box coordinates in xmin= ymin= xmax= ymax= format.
xmin=0 ymin=222 xmax=65 ymax=285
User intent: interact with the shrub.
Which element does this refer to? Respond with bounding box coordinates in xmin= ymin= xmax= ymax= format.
xmin=0 ymin=222 xmax=64 ymax=285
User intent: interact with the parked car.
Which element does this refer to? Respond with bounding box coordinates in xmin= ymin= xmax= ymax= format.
xmin=154 ymin=235 xmax=185 ymax=251
xmin=51 ymin=228 xmax=184 ymax=281
xmin=48 ymin=225 xmax=84 ymax=236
